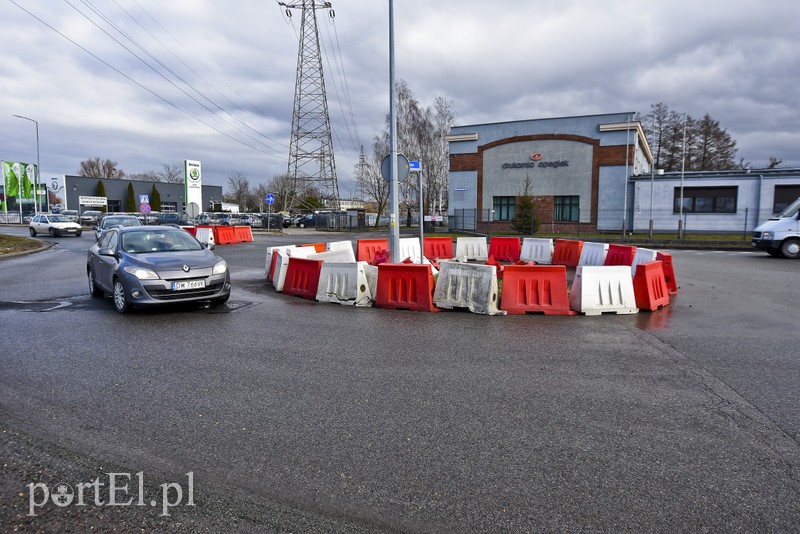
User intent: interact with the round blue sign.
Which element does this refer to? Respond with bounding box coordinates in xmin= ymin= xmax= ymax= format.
xmin=265 ymin=193 xmax=275 ymax=205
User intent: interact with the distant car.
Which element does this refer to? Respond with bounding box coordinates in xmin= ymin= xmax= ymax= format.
xmin=156 ymin=213 xmax=188 ymax=226
xmin=86 ymin=225 xmax=231 ymax=313
xmin=61 ymin=209 xmax=80 ymax=222
xmin=210 ymin=213 xmax=232 ymax=226
xmin=50 ymin=204 xmax=64 ymax=214
xmin=296 ymin=213 xmax=315 ymax=228
xmin=80 ymin=210 xmax=103 ymax=226
xmin=29 ymin=213 xmax=83 ymax=237
xmin=195 ymin=213 xmax=211 ymax=225
xmin=94 ymin=214 xmax=142 ymax=240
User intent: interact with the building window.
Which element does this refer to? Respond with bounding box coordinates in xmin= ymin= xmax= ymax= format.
xmin=554 ymin=196 xmax=579 ymax=222
xmin=493 ymin=196 xmax=515 ymax=221
xmin=774 ymin=185 xmax=800 ymax=213
xmin=673 ymin=186 xmax=737 ymax=213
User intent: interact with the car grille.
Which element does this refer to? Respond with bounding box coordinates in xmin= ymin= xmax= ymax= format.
xmin=752 ymin=231 xmax=762 ymax=239
xmin=143 ymin=279 xmax=226 ymax=301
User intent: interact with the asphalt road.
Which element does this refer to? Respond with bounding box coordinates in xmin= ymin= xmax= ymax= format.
xmin=1 ymin=227 xmax=799 ymax=532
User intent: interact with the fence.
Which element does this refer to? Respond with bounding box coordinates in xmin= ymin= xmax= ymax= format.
xmin=449 ymin=207 xmax=762 ymax=239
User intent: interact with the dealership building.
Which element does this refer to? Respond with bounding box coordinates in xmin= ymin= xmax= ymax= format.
xmin=56 ymin=175 xmax=222 ymax=215
xmin=447 ymin=112 xmax=800 ymax=234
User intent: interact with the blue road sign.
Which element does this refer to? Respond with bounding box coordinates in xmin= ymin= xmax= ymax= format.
xmin=265 ymin=193 xmax=275 ymax=205
xmin=409 ymin=160 xmax=422 ymax=172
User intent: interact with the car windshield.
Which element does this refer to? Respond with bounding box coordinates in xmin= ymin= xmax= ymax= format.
xmin=120 ymin=230 xmax=203 ymax=254
xmin=104 ymin=217 xmax=140 ymax=228
xmin=49 ymin=215 xmax=71 ymax=222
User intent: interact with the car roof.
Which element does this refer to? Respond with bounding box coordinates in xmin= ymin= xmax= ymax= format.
xmin=117 ymin=225 xmax=184 ymax=233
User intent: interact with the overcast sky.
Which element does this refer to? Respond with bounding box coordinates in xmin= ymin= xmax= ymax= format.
xmin=2 ymin=0 xmax=798 ymax=197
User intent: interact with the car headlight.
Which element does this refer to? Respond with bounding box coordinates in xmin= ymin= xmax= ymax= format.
xmin=761 ymin=231 xmax=774 ymax=240
xmin=212 ymin=260 xmax=228 ymax=275
xmin=123 ymin=266 xmax=160 ymax=280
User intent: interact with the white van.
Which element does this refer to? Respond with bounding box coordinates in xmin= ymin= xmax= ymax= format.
xmin=752 ymin=197 xmax=800 ymax=258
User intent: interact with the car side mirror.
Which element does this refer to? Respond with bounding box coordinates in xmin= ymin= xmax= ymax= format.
xmin=98 ymin=247 xmax=116 ymax=257
xmin=205 ymin=242 xmax=215 ymax=250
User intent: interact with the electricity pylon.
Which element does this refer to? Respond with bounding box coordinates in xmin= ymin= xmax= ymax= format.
xmin=279 ymin=1 xmax=340 ymax=210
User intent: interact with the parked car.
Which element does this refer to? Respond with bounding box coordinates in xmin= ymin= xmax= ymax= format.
xmin=80 ymin=210 xmax=103 ymax=226
xmin=86 ymin=225 xmax=231 ymax=313
xmin=29 ymin=213 xmax=83 ymax=237
xmin=156 ymin=212 xmax=188 ymax=226
xmin=61 ymin=209 xmax=80 ymax=222
xmin=195 ymin=213 xmax=211 ymax=225
xmin=94 ymin=214 xmax=142 ymax=240
xmin=210 ymin=213 xmax=232 ymax=226
xmin=296 ymin=213 xmax=315 ymax=228
xmin=50 ymin=204 xmax=64 ymax=214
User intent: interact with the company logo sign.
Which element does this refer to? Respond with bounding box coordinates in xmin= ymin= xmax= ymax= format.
xmin=502 ymin=152 xmax=569 ymax=170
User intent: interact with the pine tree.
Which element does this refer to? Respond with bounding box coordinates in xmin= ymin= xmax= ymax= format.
xmin=512 ymin=175 xmax=540 ymax=235
xmin=125 ymin=182 xmax=136 ymax=212
xmin=95 ymin=180 xmax=107 ymax=213
xmin=150 ymin=184 xmax=162 ymax=211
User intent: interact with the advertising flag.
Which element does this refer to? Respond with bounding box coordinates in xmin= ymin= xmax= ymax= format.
xmin=184 ymin=160 xmax=202 ymax=217
xmin=3 ymin=161 xmax=20 ymax=197
xmin=21 ymin=163 xmax=34 ymax=199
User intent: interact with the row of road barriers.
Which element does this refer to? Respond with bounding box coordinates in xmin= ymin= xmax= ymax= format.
xmin=188 ymin=225 xmax=254 ymax=246
xmin=264 ymin=236 xmax=678 ymax=317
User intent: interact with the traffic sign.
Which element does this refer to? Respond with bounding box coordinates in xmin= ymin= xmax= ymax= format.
xmin=140 ymin=203 xmax=151 ymax=214
xmin=381 ymin=153 xmax=410 ymax=182
xmin=409 ymin=160 xmax=422 ymax=172
xmin=139 ymin=195 xmax=149 ymax=204
xmin=265 ymin=193 xmax=275 ymax=205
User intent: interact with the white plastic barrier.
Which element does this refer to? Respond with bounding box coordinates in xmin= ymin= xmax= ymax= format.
xmin=569 ymin=266 xmax=638 ymax=315
xmin=316 ymin=261 xmax=372 ymax=306
xmin=433 ymin=261 xmax=505 ymax=315
xmin=309 ymin=248 xmax=356 ymax=263
xmin=398 ymin=237 xmax=422 ymax=262
xmin=578 ymin=242 xmax=609 ymax=266
xmin=272 ymin=247 xmax=319 ymax=292
xmin=455 ymin=237 xmax=488 ymax=261
xmin=265 ymin=244 xmax=296 ymax=279
xmin=520 ymin=238 xmax=553 ymax=264
xmin=327 ymin=240 xmax=355 ymax=255
xmin=630 ymin=247 xmax=659 ymax=275
xmin=363 ymin=264 xmax=378 ymax=301
xmin=195 ymin=227 xmax=215 ymax=247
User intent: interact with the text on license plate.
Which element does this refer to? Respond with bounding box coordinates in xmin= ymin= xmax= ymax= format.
xmin=172 ymin=280 xmax=206 ymax=291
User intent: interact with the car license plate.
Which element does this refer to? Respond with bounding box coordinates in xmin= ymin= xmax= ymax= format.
xmin=172 ymin=280 xmax=206 ymax=291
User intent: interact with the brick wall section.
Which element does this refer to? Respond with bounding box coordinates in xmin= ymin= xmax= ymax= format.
xmin=598 ymin=145 xmax=634 ymax=166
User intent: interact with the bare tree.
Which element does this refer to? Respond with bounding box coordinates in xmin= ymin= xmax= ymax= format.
xmin=78 ymin=157 xmax=125 ymax=179
xmin=226 ymin=173 xmax=251 ymax=211
xmin=265 ymin=173 xmax=297 ymax=213
xmin=354 ymin=143 xmax=390 ymax=226
xmin=128 ymin=164 xmax=184 ymax=183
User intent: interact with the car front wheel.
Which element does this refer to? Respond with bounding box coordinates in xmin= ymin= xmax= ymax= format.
xmin=113 ymin=279 xmax=131 ymax=313
xmin=49 ymin=228 xmax=57 ymax=237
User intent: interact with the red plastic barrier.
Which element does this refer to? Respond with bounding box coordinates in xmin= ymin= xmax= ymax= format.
xmin=552 ymin=239 xmax=583 ymax=267
xmin=183 ymin=226 xmax=197 ymax=236
xmin=604 ymin=244 xmax=637 ymax=266
xmin=299 ymin=242 xmax=326 ymax=253
xmin=375 ymin=263 xmax=439 ymax=312
xmin=214 ymin=225 xmax=236 ymax=245
xmin=423 ymin=237 xmax=454 ymax=260
xmin=500 ymin=265 xmax=575 ymax=315
xmin=357 ymin=238 xmax=389 ymax=263
xmin=656 ymin=251 xmax=678 ymax=295
xmin=488 ymin=237 xmax=521 ymax=262
xmin=633 ymin=261 xmax=670 ymax=311
xmin=233 ymin=226 xmax=253 ymax=243
xmin=268 ymin=251 xmax=280 ymax=283
xmin=370 ymin=249 xmax=391 ymax=266
xmin=283 ymin=258 xmax=323 ymax=300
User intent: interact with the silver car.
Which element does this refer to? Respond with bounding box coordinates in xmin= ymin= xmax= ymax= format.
xmin=87 ymin=226 xmax=231 ymax=313
xmin=29 ymin=214 xmax=83 ymax=237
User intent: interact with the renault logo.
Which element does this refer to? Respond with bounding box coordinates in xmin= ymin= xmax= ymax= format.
xmin=182 ymin=265 xmax=190 ymax=272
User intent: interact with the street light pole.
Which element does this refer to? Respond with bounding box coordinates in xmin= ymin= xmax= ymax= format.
xmin=388 ymin=0 xmax=400 ymax=261
xmin=12 ymin=114 xmax=41 ymax=214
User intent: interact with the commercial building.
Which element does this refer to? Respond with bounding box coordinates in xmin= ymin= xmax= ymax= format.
xmin=57 ymin=175 xmax=222 ymax=216
xmin=446 ymin=112 xmax=800 ymax=234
